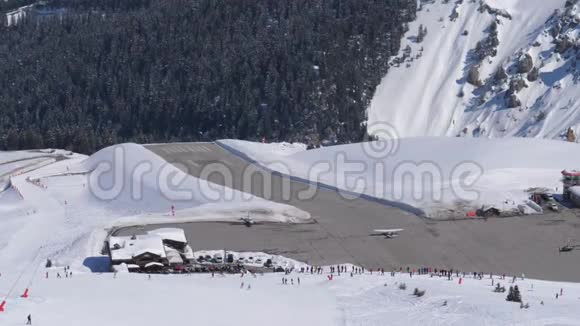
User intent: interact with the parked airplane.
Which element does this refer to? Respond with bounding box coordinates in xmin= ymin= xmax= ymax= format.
xmin=372 ymin=228 xmax=404 ymax=238
xmin=559 ymin=245 xmax=573 ymax=253
xmin=558 ymin=239 xmax=577 ymax=253
xmin=240 ymin=216 xmax=255 ymax=227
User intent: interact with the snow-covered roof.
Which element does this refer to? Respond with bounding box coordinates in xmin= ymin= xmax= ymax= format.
xmin=144 ymin=262 xmax=164 ymax=268
xmin=147 ymin=228 xmax=188 ymax=244
xmin=562 ymin=170 xmax=580 ymax=177
xmin=183 ymin=245 xmax=195 ymax=260
xmin=481 ymin=205 xmax=499 ymax=211
xmin=164 ymin=246 xmax=184 ymax=264
xmin=109 ymin=234 xmax=167 ymax=261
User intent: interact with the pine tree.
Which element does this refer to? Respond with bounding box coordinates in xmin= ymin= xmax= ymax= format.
xmin=513 ymin=285 xmax=522 ymax=302
xmin=506 ymin=286 xmax=514 ymax=301
xmin=417 ymin=24 xmax=427 ymax=43
xmin=507 ymin=285 xmax=522 ymax=302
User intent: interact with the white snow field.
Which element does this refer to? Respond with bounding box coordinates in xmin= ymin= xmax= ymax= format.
xmin=0 ymin=144 xmax=309 ymax=276
xmin=368 ymin=0 xmax=580 ymax=141
xmin=221 ymin=137 xmax=580 ymax=217
xmin=1 ymin=268 xmax=580 ymax=325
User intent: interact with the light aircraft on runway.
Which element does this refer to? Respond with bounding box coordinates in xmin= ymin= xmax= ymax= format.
xmin=559 ymin=245 xmax=573 ymax=253
xmin=371 ymin=228 xmax=404 ymax=238
xmin=240 ymin=216 xmax=256 ymax=227
xmin=559 ymin=239 xmax=577 ymax=253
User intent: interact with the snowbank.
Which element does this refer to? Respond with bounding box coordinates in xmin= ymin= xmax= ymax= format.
xmin=220 ymin=140 xmax=307 ymax=159
xmin=79 ymin=143 xmax=309 ymax=216
xmin=223 ymin=137 xmax=580 ymax=217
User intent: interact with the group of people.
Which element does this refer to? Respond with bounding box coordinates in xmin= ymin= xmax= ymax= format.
xmin=24 ymin=261 xmax=569 ymax=325
xmin=302 ymin=266 xmax=325 ymax=274
xmin=281 ymin=277 xmax=300 ymax=285
xmin=45 ymin=266 xmax=73 ymax=279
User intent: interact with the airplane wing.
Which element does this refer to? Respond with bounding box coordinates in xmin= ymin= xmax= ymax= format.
xmin=240 ymin=217 xmax=255 ymax=224
xmin=373 ymin=228 xmax=404 ymax=234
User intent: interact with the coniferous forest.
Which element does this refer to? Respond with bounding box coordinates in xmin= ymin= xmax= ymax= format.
xmin=0 ymin=0 xmax=416 ymax=153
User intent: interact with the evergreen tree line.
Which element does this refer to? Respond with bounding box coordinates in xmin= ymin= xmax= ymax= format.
xmin=0 ymin=0 xmax=416 ymax=153
xmin=0 ymin=0 xmax=37 ymax=13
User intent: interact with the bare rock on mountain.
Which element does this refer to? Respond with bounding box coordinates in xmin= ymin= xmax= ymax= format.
xmin=506 ymin=94 xmax=521 ymax=108
xmin=509 ymin=78 xmax=528 ymax=94
xmin=517 ymin=53 xmax=534 ymax=73
xmin=566 ymin=127 xmax=576 ymax=142
xmin=551 ymin=21 xmax=562 ymax=38
xmin=467 ymin=65 xmax=483 ymax=86
xmin=555 ymin=36 xmax=573 ymax=53
xmin=527 ymin=67 xmax=539 ymax=82
xmin=494 ymin=66 xmax=508 ymax=81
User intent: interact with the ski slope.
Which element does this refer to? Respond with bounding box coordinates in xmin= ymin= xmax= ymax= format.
xmin=1 ymin=268 xmax=579 ymax=325
xmin=368 ymin=0 xmax=580 ymax=141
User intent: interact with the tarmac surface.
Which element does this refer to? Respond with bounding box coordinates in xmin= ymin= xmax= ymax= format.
xmin=116 ymin=142 xmax=580 ymax=281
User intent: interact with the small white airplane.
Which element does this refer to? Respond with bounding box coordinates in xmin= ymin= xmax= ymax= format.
xmin=372 ymin=228 xmax=404 ymax=238
xmin=240 ymin=216 xmax=255 ymax=227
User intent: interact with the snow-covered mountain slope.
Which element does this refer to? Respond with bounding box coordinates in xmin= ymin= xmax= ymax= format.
xmin=368 ymin=0 xmax=580 ymax=141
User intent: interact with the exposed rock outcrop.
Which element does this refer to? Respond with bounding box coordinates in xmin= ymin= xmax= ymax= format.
xmin=517 ymin=53 xmax=533 ymax=74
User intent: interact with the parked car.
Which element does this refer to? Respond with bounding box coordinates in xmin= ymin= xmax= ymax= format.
xmin=549 ymin=202 xmax=559 ymax=211
xmin=174 ymin=265 xmax=185 ymax=272
xmin=226 ymin=254 xmax=234 ymax=264
xmin=542 ymin=193 xmax=554 ymax=201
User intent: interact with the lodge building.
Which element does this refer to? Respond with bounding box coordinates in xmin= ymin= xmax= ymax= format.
xmin=107 ymin=228 xmax=194 ymax=272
